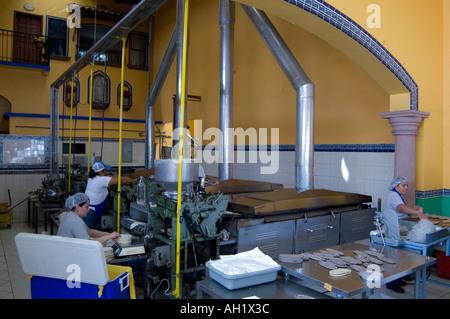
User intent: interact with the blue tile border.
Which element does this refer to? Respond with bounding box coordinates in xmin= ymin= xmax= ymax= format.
xmin=284 ymin=0 xmax=418 ymax=110
xmin=314 ymin=144 xmax=394 ymax=152
xmin=200 ymin=144 xmax=394 ymax=152
xmin=416 ymin=190 xmax=450 ymax=199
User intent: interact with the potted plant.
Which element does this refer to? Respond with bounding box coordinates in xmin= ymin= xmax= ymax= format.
xmin=32 ymin=36 xmax=46 ymax=49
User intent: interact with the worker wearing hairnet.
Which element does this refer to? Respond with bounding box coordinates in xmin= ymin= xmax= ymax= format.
xmin=385 ymin=176 xmax=427 ymax=220
xmin=57 ymin=193 xmax=120 ymax=244
xmin=84 ymin=162 xmax=137 ymax=229
xmin=384 ymin=176 xmax=427 ymax=293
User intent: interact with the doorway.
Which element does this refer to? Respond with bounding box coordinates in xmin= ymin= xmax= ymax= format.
xmin=13 ymin=12 xmax=43 ymax=64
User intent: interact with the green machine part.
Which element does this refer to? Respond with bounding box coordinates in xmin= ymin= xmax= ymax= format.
xmin=154 ymin=193 xmax=229 ymax=241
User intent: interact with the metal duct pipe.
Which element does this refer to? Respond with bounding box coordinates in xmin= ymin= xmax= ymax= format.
xmin=219 ymin=0 xmax=235 ymax=180
xmin=49 ymin=87 xmax=59 ymax=180
xmin=173 ymin=0 xmax=188 ymax=145
xmin=145 ymin=17 xmax=153 ymax=171
xmin=146 ymin=28 xmax=177 ymax=169
xmin=50 ymin=0 xmax=167 ymax=178
xmin=242 ymin=5 xmax=315 ymax=192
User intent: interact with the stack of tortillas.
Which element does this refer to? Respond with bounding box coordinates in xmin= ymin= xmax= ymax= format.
xmin=103 ymin=247 xmax=114 ymax=261
xmin=117 ymin=234 xmax=132 ymax=245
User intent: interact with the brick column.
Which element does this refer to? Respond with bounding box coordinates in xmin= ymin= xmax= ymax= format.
xmin=381 ymin=110 xmax=430 ymax=207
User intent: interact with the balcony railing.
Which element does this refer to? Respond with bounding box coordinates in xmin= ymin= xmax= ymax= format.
xmin=0 ymin=29 xmax=49 ymax=69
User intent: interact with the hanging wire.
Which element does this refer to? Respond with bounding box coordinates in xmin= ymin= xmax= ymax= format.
xmin=61 ymin=82 xmax=66 ymax=179
xmin=94 ymin=0 xmax=97 ymax=43
xmin=100 ymin=59 xmax=107 ymax=161
xmin=73 ymin=72 xmax=79 ymax=147
xmin=68 ymin=71 xmax=76 ymax=192
xmin=87 ymin=58 xmax=95 ymax=176
xmin=116 ymin=37 xmax=126 ymax=233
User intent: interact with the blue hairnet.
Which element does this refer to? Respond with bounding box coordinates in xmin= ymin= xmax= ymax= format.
xmin=65 ymin=193 xmax=89 ymax=210
xmin=388 ymin=176 xmax=408 ymax=191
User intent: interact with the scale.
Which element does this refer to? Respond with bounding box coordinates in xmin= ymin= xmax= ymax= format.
xmin=112 ymin=237 xmax=146 ymax=257
xmin=370 ymin=210 xmax=405 ymax=247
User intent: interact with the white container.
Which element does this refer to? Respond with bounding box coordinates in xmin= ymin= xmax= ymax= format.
xmin=15 ymin=232 xmax=109 ymax=285
xmin=136 ymin=176 xmax=146 ymax=206
xmin=206 ymin=261 xmax=281 ymax=290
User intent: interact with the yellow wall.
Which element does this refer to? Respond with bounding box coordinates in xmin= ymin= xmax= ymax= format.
xmin=0 ymin=0 xmax=149 ymax=139
xmin=1 ymin=0 xmax=449 ymax=193
xmin=152 ymin=0 xmax=393 ymax=146
xmin=234 ymin=0 xmax=446 ymax=192
xmin=323 ymin=0 xmax=444 ymax=192
xmin=444 ymin=0 xmax=450 ymax=192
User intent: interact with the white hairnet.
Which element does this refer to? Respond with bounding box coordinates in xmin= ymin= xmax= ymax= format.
xmin=388 ymin=176 xmax=408 ymax=191
xmin=65 ymin=193 xmax=89 ymax=210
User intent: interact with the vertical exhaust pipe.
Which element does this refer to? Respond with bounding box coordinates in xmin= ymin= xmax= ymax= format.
xmin=146 ymin=28 xmax=177 ymax=169
xmin=242 ymin=5 xmax=315 ymax=192
xmin=173 ymin=0 xmax=188 ymax=146
xmin=219 ymin=0 xmax=235 ymax=180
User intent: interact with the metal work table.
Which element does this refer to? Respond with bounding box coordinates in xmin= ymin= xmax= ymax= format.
xmin=401 ymin=230 xmax=450 ymax=256
xmin=196 ymin=275 xmax=332 ymax=299
xmin=378 ymin=227 xmax=450 ymax=292
xmin=281 ymin=240 xmax=436 ymax=299
xmin=27 ymin=196 xmax=63 ymax=234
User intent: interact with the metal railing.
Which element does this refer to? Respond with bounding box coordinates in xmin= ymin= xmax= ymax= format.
xmin=0 ymin=29 xmax=49 ymax=67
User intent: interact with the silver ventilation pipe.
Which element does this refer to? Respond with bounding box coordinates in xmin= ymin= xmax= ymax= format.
xmin=219 ymin=0 xmax=235 ymax=180
xmin=173 ymin=0 xmax=188 ymax=146
xmin=145 ymin=17 xmax=153 ymax=171
xmin=241 ymin=5 xmax=315 ymax=192
xmin=146 ymin=28 xmax=177 ymax=169
xmin=49 ymin=0 xmax=167 ymax=179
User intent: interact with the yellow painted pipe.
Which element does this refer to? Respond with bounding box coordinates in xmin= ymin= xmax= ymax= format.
xmin=117 ymin=37 xmax=126 ymax=233
xmin=174 ymin=0 xmax=189 ymax=299
xmin=68 ymin=76 xmax=75 ymax=192
xmin=87 ymin=63 xmax=94 ymax=176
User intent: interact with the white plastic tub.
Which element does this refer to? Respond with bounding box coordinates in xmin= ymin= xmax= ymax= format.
xmin=205 ymin=248 xmax=281 ymax=290
xmin=206 ymin=262 xmax=280 ymax=290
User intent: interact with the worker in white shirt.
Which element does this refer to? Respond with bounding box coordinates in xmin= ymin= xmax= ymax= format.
xmin=84 ymin=162 xmax=136 ymax=229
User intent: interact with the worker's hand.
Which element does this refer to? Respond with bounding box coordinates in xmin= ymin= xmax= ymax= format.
xmin=109 ymin=232 xmax=121 ymax=240
xmin=418 ymin=212 xmax=428 ymax=220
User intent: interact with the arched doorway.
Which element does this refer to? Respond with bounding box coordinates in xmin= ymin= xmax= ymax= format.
xmin=0 ymin=95 xmax=11 ymax=134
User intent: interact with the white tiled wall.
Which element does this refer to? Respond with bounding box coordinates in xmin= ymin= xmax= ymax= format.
xmin=1 ymin=136 xmax=147 ymax=224
xmin=202 ymin=150 xmax=395 ymax=209
xmin=1 ymin=140 xmax=394 ymax=223
xmin=0 ymin=173 xmax=47 ymax=223
xmin=59 ymin=139 xmax=146 ymax=168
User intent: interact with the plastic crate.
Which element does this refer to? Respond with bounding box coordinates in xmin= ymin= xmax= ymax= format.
xmin=0 ymin=211 xmax=11 ymax=228
xmin=436 ymin=251 xmax=450 ymax=280
xmin=0 ymin=202 xmax=7 ymax=212
xmin=30 ymin=264 xmax=136 ymax=299
xmin=206 ymin=261 xmax=281 ymax=290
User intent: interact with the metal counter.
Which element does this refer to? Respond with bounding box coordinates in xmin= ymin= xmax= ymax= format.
xmin=228 ymin=189 xmax=372 ymax=215
xmin=280 ymin=240 xmax=436 ymax=299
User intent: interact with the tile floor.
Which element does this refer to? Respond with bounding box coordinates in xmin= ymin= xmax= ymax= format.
xmin=0 ymin=223 xmax=32 ymax=299
xmin=1 ymin=222 xmax=450 ymax=299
